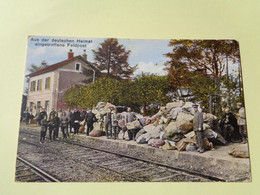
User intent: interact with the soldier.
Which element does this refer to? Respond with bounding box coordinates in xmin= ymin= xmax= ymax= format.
xmin=48 ymin=114 xmax=55 ymax=141
xmin=111 ymin=108 xmax=120 ymax=139
xmin=53 ymin=113 xmax=60 ymax=140
xmin=40 ymin=115 xmax=48 ymax=143
xmin=60 ymin=111 xmax=69 ymax=138
xmin=39 ymin=107 xmax=47 ymax=126
xmin=193 ymin=104 xmax=204 ymax=153
xmin=85 ymin=108 xmax=97 ymax=136
xmin=236 ymin=102 xmax=247 ymax=143
xmin=49 ymin=108 xmax=56 ymax=119
xmin=125 ymin=107 xmax=136 ymax=141
xmin=220 ymin=108 xmax=239 ymax=142
xmin=72 ymin=107 xmax=81 ymax=134
xmin=104 ymin=109 xmax=112 ymax=139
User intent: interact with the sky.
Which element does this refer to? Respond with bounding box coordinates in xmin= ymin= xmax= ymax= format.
xmin=24 ymin=36 xmax=240 ymax=84
xmin=25 ymin=36 xmax=172 ymax=77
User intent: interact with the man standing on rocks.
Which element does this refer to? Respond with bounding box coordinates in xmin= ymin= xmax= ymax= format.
xmin=85 ymin=108 xmax=97 ymax=136
xmin=236 ymin=102 xmax=247 ymax=144
xmin=193 ymin=104 xmax=204 ymax=153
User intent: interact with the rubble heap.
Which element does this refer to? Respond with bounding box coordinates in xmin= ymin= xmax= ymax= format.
xmin=88 ymin=101 xmax=227 ymax=152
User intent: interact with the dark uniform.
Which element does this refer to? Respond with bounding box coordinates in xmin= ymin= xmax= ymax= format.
xmin=39 ymin=110 xmax=47 ymax=126
xmin=220 ymin=110 xmax=239 ymax=142
xmin=53 ymin=114 xmax=60 ymax=140
xmin=72 ymin=109 xmax=81 ymax=134
xmin=48 ymin=115 xmax=55 ymax=141
xmin=85 ymin=110 xmax=97 ymax=135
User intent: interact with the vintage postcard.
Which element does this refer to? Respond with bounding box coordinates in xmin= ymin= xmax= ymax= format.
xmin=15 ymin=36 xmax=251 ymax=182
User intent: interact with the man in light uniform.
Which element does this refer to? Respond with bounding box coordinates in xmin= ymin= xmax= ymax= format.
xmin=193 ymin=104 xmax=204 ymax=153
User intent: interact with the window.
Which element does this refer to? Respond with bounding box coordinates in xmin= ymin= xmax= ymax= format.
xmin=37 ymin=79 xmax=42 ymax=91
xmin=45 ymin=100 xmax=49 ymax=113
xmin=75 ymin=63 xmax=81 ymax=71
xmin=45 ymin=77 xmax=51 ymax=89
xmin=30 ymin=81 xmax=36 ymax=91
xmin=37 ymin=101 xmax=41 ymax=113
xmin=29 ymin=102 xmax=34 ymax=113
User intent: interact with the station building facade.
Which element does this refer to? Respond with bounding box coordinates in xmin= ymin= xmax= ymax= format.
xmin=26 ymin=50 xmax=96 ymax=115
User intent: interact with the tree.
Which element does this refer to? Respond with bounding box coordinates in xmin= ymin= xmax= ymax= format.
xmin=164 ymin=40 xmax=241 ymax=116
xmin=132 ymin=74 xmax=172 ymax=115
xmin=164 ymin=40 xmax=240 ymax=88
xmin=27 ymin=63 xmax=42 ymax=73
xmin=92 ymin=38 xmax=136 ymax=79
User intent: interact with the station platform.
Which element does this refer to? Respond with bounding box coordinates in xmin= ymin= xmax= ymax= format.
xmin=21 ymin=124 xmax=251 ymax=182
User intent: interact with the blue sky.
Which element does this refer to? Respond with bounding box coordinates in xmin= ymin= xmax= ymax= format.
xmin=25 ymin=36 xmax=240 ymax=79
xmin=25 ymin=36 xmax=172 ymax=77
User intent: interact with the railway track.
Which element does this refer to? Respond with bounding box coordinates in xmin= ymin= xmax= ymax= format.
xmin=16 ymin=156 xmax=60 ymax=182
xmin=16 ymin=128 xmax=221 ymax=182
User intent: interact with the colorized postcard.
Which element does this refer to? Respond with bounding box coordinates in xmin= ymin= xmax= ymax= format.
xmin=16 ymin=36 xmax=251 ymax=182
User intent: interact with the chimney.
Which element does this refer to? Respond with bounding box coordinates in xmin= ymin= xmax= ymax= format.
xmin=68 ymin=49 xmax=74 ymax=59
xmin=82 ymin=49 xmax=87 ymax=60
xmin=40 ymin=60 xmax=47 ymax=69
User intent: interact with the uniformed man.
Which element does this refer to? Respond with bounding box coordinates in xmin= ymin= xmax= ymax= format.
xmin=236 ymin=102 xmax=247 ymax=143
xmin=39 ymin=107 xmax=47 ymax=126
xmin=40 ymin=115 xmax=48 ymax=143
xmin=104 ymin=109 xmax=112 ymax=139
xmin=53 ymin=113 xmax=60 ymax=140
xmin=111 ymin=108 xmax=120 ymax=139
xmin=48 ymin=114 xmax=55 ymax=141
xmin=125 ymin=107 xmax=136 ymax=141
xmin=193 ymin=104 xmax=204 ymax=153
xmin=72 ymin=107 xmax=81 ymax=134
xmin=60 ymin=111 xmax=69 ymax=138
xmin=85 ymin=108 xmax=97 ymax=136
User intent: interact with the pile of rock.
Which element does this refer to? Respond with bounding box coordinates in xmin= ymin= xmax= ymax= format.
xmin=88 ymin=101 xmax=226 ymax=152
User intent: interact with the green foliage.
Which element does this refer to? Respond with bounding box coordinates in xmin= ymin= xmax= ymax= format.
xmin=189 ymin=73 xmax=217 ymax=111
xmin=63 ymin=75 xmax=172 ymax=114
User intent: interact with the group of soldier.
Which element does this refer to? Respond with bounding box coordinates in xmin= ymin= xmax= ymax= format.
xmin=35 ymin=107 xmax=97 ymax=144
xmin=23 ymin=101 xmax=247 ymax=151
xmin=193 ymin=102 xmax=247 ymax=153
xmin=32 ymin=106 xmax=137 ymax=144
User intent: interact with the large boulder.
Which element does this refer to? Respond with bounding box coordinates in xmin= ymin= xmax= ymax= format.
xmin=136 ymin=125 xmax=163 ymax=143
xmin=228 ymin=144 xmax=249 ymax=158
xmin=164 ymin=121 xmax=178 ymax=137
xmin=166 ymin=101 xmax=184 ymax=111
xmin=126 ymin=120 xmax=141 ymax=130
xmin=176 ymin=138 xmax=195 ymax=151
xmin=168 ymin=106 xmax=182 ymax=120
xmin=176 ymin=112 xmax=194 ymax=128
xmin=93 ymin=121 xmax=104 ymax=131
xmin=181 ymin=102 xmax=194 ymax=114
xmin=161 ymin=140 xmax=177 ymax=150
xmin=96 ymin=101 xmax=106 ymax=109
xmin=104 ymin=102 xmax=115 ymax=109
xmin=148 ymin=139 xmax=165 ymax=148
xmin=89 ymin=130 xmax=105 ymax=137
xmin=178 ymin=122 xmax=193 ymax=134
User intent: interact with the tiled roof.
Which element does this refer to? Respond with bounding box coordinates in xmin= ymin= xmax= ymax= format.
xmin=26 ymin=55 xmax=97 ymax=77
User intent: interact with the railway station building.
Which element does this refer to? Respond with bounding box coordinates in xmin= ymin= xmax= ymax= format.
xmin=26 ymin=49 xmax=97 ymax=115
